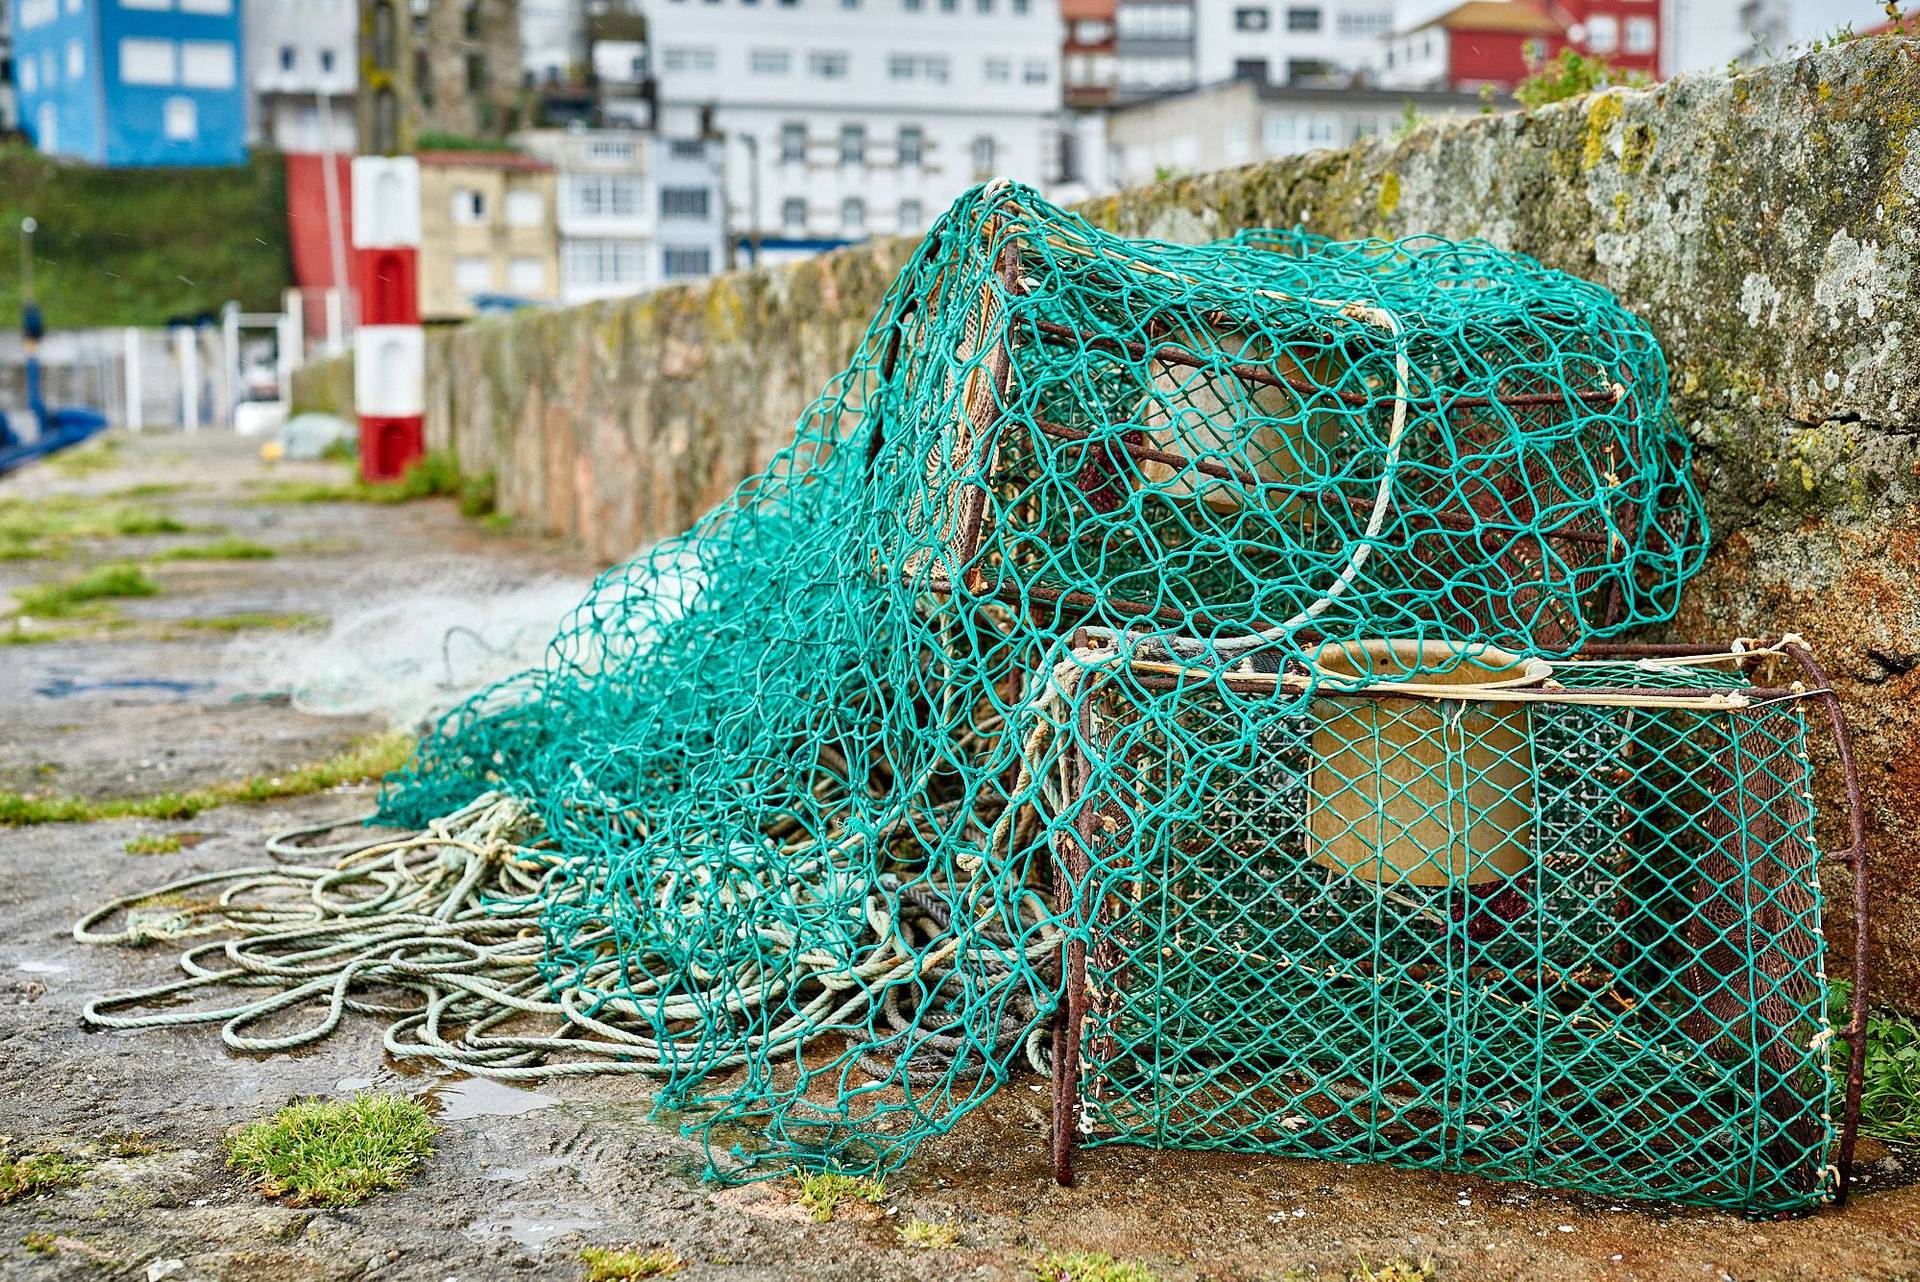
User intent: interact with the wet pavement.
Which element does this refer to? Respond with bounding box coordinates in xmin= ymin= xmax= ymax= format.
xmin=3 ymin=436 xmax=1919 ymax=1281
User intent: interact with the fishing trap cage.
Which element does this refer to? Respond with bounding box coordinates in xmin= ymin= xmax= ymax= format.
xmin=1048 ymin=637 xmax=1868 ymax=1215
xmin=880 ymin=197 xmax=1706 ymax=654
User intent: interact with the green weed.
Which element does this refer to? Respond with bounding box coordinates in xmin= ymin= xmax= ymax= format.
xmin=898 ymin=1217 xmax=959 ymax=1249
xmin=793 ymin=1171 xmax=885 ymax=1222
xmin=0 ymin=731 xmax=415 ymax=825
xmin=1034 ymin=1250 xmax=1160 ymax=1282
xmin=226 ymin=1093 xmax=437 ymax=1207
xmin=152 ymin=536 xmax=276 ymax=561
xmin=1515 ymin=48 xmax=1651 ymax=108
xmin=1832 ymin=979 xmax=1920 ymax=1142
xmin=124 ymin=834 xmax=183 ymax=855
xmin=247 ymin=450 xmax=466 ymax=507
xmin=12 ymin=563 xmax=158 ymax=618
xmin=578 ymin=1245 xmax=687 ymax=1280
xmin=166 ymin=611 xmax=321 ymax=634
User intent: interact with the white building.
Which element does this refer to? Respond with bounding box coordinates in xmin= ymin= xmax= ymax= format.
xmin=1661 ymin=0 xmax=1788 ymax=75
xmin=243 ymin=0 xmax=357 ymax=152
xmin=523 ymin=0 xmax=584 ymax=86
xmin=639 ymin=0 xmax=1066 ymax=266
xmin=520 ymin=127 xmax=727 ymax=302
xmin=1193 ymin=1 xmax=1396 ymax=85
xmin=1115 ymin=0 xmax=1198 ymax=99
xmin=1108 ymin=75 xmax=1480 ymax=188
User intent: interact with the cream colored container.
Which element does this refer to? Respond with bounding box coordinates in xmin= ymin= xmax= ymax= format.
xmin=1307 ymin=639 xmax=1549 ymax=886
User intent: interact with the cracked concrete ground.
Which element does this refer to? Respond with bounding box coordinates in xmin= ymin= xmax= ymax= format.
xmin=3 ymin=435 xmax=1920 ymax=1282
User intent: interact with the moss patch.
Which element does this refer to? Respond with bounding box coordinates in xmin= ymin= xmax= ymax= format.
xmin=226 ymin=1093 xmax=437 ymax=1207
xmin=124 ymin=833 xmax=183 ymax=855
xmin=793 ymin=1171 xmax=885 ymax=1222
xmin=897 ymin=1217 xmax=959 ymax=1249
xmin=0 ymin=731 xmax=414 ymax=826
xmin=578 ymin=1246 xmax=687 ymax=1280
xmin=0 ymin=1145 xmax=83 ymax=1204
xmin=1034 ymin=1250 xmax=1160 ymax=1282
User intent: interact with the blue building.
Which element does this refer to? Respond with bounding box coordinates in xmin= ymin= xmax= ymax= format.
xmin=12 ymin=0 xmax=245 ymax=167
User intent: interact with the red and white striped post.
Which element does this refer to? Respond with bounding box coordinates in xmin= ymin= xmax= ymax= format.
xmin=349 ymin=156 xmax=425 ymax=482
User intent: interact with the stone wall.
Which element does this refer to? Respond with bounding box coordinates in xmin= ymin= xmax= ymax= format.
xmin=290 ymin=37 xmax=1920 ymax=1001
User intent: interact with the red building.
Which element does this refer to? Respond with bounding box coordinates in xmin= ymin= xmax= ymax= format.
xmin=1063 ymin=0 xmax=1118 ymax=108
xmin=1384 ymin=0 xmax=1660 ymax=94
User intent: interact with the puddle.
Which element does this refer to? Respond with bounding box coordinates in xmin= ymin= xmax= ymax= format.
xmin=333 ymin=1075 xmax=376 ymax=1093
xmin=16 ymin=960 xmax=67 ymax=975
xmin=35 ymin=676 xmax=215 ymax=700
xmin=425 ymin=1076 xmax=561 ymax=1121
xmin=464 ymin=1215 xmax=607 ymax=1250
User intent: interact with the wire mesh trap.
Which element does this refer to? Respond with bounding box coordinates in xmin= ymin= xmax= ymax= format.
xmin=880 ymin=195 xmax=1707 ymax=654
xmin=1049 ymin=638 xmax=1868 ymax=1214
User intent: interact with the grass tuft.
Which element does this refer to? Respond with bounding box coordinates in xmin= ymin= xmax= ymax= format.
xmin=47 ymin=439 xmax=122 ymax=477
xmin=13 ymin=563 xmax=158 ymax=618
xmin=1351 ymin=1257 xmax=1436 ymax=1282
xmin=1034 ymin=1250 xmax=1160 ymax=1282
xmin=578 ymin=1245 xmax=687 ymax=1280
xmin=898 ymin=1217 xmax=959 ymax=1249
xmin=1833 ymin=979 xmax=1920 ymax=1142
xmin=794 ymin=1171 xmax=885 ymax=1222
xmin=0 ymin=1145 xmax=83 ymax=1204
xmin=152 ymin=536 xmax=276 ymax=562
xmin=248 ymin=451 xmax=468 ymax=507
xmin=124 ymin=833 xmax=183 ymax=855
xmin=0 ymin=731 xmax=415 ymax=826
xmin=166 ymin=611 xmax=322 ymax=634
xmin=226 ymin=1092 xmax=437 ymax=1207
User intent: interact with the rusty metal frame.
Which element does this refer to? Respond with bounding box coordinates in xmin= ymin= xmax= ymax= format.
xmin=1046 ymin=636 xmax=1869 ymax=1206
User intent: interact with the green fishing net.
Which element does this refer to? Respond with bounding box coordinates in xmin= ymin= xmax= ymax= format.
xmin=86 ymin=184 xmax=1860 ymax=1213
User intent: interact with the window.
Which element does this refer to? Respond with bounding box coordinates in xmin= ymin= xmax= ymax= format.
xmin=898 ymin=198 xmax=923 ymax=228
xmin=751 ymin=47 xmax=790 ymax=75
xmin=566 ymin=174 xmax=639 ymax=217
xmin=983 ymin=57 xmax=1010 ymax=83
xmin=903 ymin=0 xmax=923 ymax=10
xmin=1115 ymin=3 xmax=1191 ymax=39
xmin=119 ymin=38 xmax=175 ymax=85
xmin=897 ymin=125 xmax=924 ymax=167
xmin=1234 ymin=6 xmax=1269 ymax=32
xmin=1011 ymin=0 xmax=1027 ymax=12
xmin=320 ymin=48 xmax=336 ymax=74
xmin=1234 ymin=58 xmax=1269 ymax=82
xmin=118 ymin=0 xmax=170 ymax=8
xmin=1285 ymin=6 xmax=1320 ymax=32
xmin=508 ymin=257 xmax=545 ymax=293
xmin=454 ymin=256 xmax=492 ymax=293
xmin=1586 ymin=15 xmax=1618 ymax=52
xmin=65 ymin=0 xmax=80 ymax=12
xmin=781 ymin=198 xmax=806 ymax=231
xmin=885 ymin=54 xmax=945 ymax=82
xmin=66 ymin=38 xmax=82 ymax=79
xmin=279 ymin=45 xmax=297 ymax=73
xmin=1073 ymin=18 xmax=1112 ymax=41
xmin=566 ymin=240 xmax=647 ymax=287
xmin=1022 ymin=59 xmax=1047 ymax=84
xmin=163 ymin=96 xmax=196 ymax=140
xmin=451 ymin=189 xmax=488 ymax=225
xmin=668 ymin=139 xmax=707 ymax=161
xmin=662 ymin=46 xmax=716 ymax=73
xmin=1624 ymin=16 xmax=1655 ymax=54
xmin=1335 ymin=9 xmax=1391 ymax=38
xmin=180 ymin=40 xmax=235 ymax=89
xmin=663 ymin=247 xmax=711 ymax=278
xmin=179 ymin=0 xmax=232 ymax=12
xmin=587 ymin=137 xmax=637 ymax=163
xmin=809 ymin=50 xmax=849 ymax=79
xmin=20 ymin=60 xmax=37 ymax=93
xmin=840 ymin=197 xmax=865 ymax=233
xmin=505 ymin=189 xmax=544 ymax=227
xmin=779 ymin=121 xmax=806 ymax=162
xmin=840 ymin=124 xmax=865 ymax=165
xmin=661 ymin=187 xmax=710 ymax=219
xmin=970 ymin=134 xmax=994 ymax=175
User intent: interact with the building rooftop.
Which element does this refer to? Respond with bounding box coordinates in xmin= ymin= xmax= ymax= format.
xmin=1405 ymin=0 xmax=1566 ymax=38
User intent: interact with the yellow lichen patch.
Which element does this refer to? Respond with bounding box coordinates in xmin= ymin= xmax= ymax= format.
xmin=1583 ymin=92 xmax=1626 ymax=170
xmin=1376 ymin=171 xmax=1401 ymax=220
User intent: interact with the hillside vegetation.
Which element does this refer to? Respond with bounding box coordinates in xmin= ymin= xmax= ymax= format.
xmin=0 ymin=146 xmax=291 ymax=328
